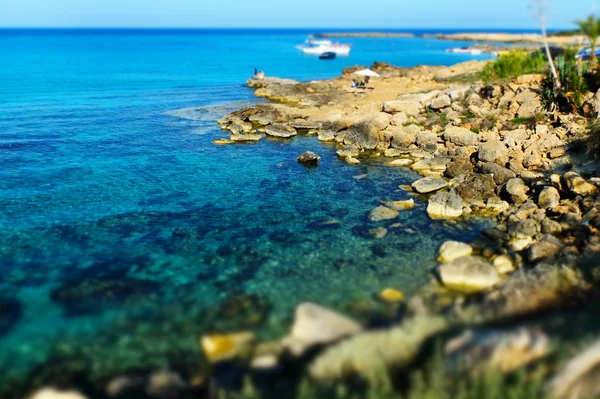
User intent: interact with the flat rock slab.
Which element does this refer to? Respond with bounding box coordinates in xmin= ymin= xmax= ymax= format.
xmin=412 ymin=177 xmax=448 ymax=194
xmin=266 ymin=124 xmax=297 ymax=138
xmin=437 ymin=256 xmax=500 ymax=293
xmin=369 ymin=206 xmax=400 ymax=222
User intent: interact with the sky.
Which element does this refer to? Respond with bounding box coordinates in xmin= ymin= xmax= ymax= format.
xmin=0 ymin=0 xmax=595 ymax=29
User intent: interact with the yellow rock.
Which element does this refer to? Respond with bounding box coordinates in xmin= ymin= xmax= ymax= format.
xmin=378 ymin=288 xmax=405 ymax=303
xmin=345 ymin=156 xmax=360 ymax=165
xmin=213 ymin=139 xmax=235 ymax=145
xmin=200 ymin=332 xmax=255 ymax=363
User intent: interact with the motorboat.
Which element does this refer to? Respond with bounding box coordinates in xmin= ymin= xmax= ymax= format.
xmin=318 ymin=52 xmax=337 ymax=60
xmin=575 ymin=47 xmax=600 ymax=60
xmin=446 ymin=46 xmax=483 ymax=55
xmin=296 ymin=39 xmax=351 ymax=56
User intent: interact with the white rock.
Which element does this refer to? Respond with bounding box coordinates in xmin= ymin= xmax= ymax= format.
xmin=437 ymin=256 xmax=501 ymax=293
xmin=438 ymin=241 xmax=473 ymax=263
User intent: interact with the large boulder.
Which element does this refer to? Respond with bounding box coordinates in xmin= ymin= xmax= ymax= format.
xmin=481 ymin=163 xmax=516 ymax=185
xmin=444 ymin=126 xmax=478 ymax=147
xmin=384 ymin=124 xmax=421 ymax=148
xmin=297 ymin=151 xmax=321 ymax=166
xmin=478 ymin=140 xmax=508 ymax=163
xmin=283 ymin=303 xmax=361 ymax=356
xmin=427 ymin=190 xmax=463 ymax=219
xmin=344 ymin=114 xmax=391 ymax=150
xmin=438 ymin=241 xmax=473 ymax=263
xmin=382 ymin=100 xmax=423 ymax=116
xmin=437 ymin=256 xmax=501 ymax=293
xmin=412 ymin=177 xmax=448 ymax=194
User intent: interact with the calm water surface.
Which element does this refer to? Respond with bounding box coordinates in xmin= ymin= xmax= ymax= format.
xmin=0 ymin=29 xmax=494 ymax=380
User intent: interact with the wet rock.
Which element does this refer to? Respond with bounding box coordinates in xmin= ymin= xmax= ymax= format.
xmin=378 ymin=288 xmax=404 ymax=303
xmin=445 ymin=327 xmax=551 ymax=373
xmin=265 ymin=124 xmax=297 ymax=138
xmin=50 ymin=278 xmax=159 ymax=317
xmin=549 ymin=339 xmax=600 ymax=399
xmin=437 ymin=256 xmax=500 ymax=293
xmin=537 ymin=186 xmax=560 ymax=209
xmin=444 ymin=126 xmax=478 ymax=146
xmin=438 ymin=241 xmax=473 ymax=263
xmin=381 ymin=199 xmax=414 ymax=212
xmin=345 ymin=156 xmax=360 ymax=165
xmin=412 ymin=177 xmax=448 ymax=194
xmin=29 ymin=388 xmax=88 ymax=399
xmin=382 ymin=100 xmax=423 ymax=116
xmin=386 ymin=158 xmax=413 ymax=167
xmin=367 ymin=227 xmax=388 ymax=239
xmin=336 ymin=144 xmax=359 ymax=158
xmin=307 ymin=219 xmax=341 ymax=230
xmin=563 ymin=172 xmax=597 ymax=197
xmin=283 ymin=302 xmax=361 ymax=356
xmin=427 ymin=190 xmax=463 ymax=219
xmin=478 ymin=140 xmax=508 ymax=163
xmin=481 ymin=163 xmax=516 ymax=185
xmin=505 ymin=178 xmax=529 ymax=204
xmin=528 ymin=240 xmax=561 ymax=262
xmin=230 ymin=134 xmax=262 ymax=142
xmin=213 ymin=138 xmax=235 ymax=145
xmin=445 ymin=157 xmax=474 ymax=178
xmin=412 ymin=157 xmax=451 ymax=174
xmin=297 ymin=151 xmax=321 ymax=165
xmin=0 ymin=297 xmax=22 ymax=336
xmin=317 ymin=130 xmax=335 ymax=142
xmin=369 ymin=206 xmax=399 ymax=222
xmin=200 ymin=331 xmax=256 ymax=363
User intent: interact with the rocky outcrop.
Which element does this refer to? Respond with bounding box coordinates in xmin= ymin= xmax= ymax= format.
xmin=265 ymin=124 xmax=297 ymax=138
xmin=297 ymin=151 xmax=321 ymax=165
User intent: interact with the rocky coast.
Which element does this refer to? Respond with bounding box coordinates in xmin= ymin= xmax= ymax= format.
xmin=206 ymin=60 xmax=600 ymax=398
xmin=21 ymin=60 xmax=600 ymax=399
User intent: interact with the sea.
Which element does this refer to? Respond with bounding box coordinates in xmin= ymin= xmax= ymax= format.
xmin=0 ymin=28 xmax=527 ymax=387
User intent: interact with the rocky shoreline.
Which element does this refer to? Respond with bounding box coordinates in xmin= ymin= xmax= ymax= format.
xmin=206 ymin=60 xmax=600 ymax=397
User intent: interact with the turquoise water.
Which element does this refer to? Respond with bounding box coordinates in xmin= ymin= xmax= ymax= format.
xmin=0 ymin=29 xmax=494 ymax=385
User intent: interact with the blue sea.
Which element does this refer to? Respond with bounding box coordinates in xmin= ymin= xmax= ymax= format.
xmin=0 ymin=29 xmax=502 ymax=386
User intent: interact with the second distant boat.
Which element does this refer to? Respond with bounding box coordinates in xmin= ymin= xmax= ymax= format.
xmin=297 ymin=39 xmax=351 ymax=56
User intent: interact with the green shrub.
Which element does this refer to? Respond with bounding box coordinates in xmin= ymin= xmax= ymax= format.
xmin=480 ymin=52 xmax=547 ymax=82
xmin=541 ymin=52 xmax=592 ymax=113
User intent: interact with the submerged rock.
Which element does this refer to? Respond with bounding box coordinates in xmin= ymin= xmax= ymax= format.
xmin=0 ymin=297 xmax=22 ymax=336
xmin=412 ymin=177 xmax=448 ymax=194
xmin=369 ymin=206 xmax=399 ymax=222
xmin=438 ymin=241 xmax=473 ymax=263
xmin=297 ymin=151 xmax=321 ymax=166
xmin=437 ymin=256 xmax=500 ymax=293
xmin=384 ymin=199 xmax=415 ymax=211
xmin=378 ymin=288 xmax=405 ymax=303
xmin=427 ymin=190 xmax=463 ymax=219
xmin=282 ymin=303 xmax=361 ymax=356
xmin=200 ymin=331 xmax=256 ymax=363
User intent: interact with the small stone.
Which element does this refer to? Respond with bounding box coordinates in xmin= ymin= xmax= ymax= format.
xmin=430 ymin=94 xmax=452 ymax=110
xmin=345 ymin=156 xmax=360 ymax=165
xmin=200 ymin=332 xmax=255 ymax=363
xmin=378 ymin=288 xmax=405 ymax=303
xmin=493 ymin=255 xmax=516 ymax=274
xmin=250 ymin=355 xmax=279 ymax=370
xmin=444 ymin=126 xmax=478 ymax=146
xmin=438 ymin=241 xmax=473 ymax=263
xmin=478 ymin=140 xmax=508 ymax=163
xmin=213 ymin=138 xmax=235 ymax=145
xmin=146 ymin=370 xmax=186 ymax=398
xmin=437 ymin=256 xmax=501 ymax=293
xmin=563 ymin=172 xmax=597 ymax=197
xmin=369 ymin=206 xmax=399 ymax=222
xmin=297 ymin=151 xmax=321 ymax=165
xmin=30 ymin=389 xmax=88 ymax=399
xmin=537 ymin=186 xmax=560 ymax=209
xmin=542 ymin=218 xmax=562 ymax=234
xmin=230 ymin=134 xmax=262 ymax=142
xmin=481 ymin=163 xmax=516 ymax=185
xmin=549 ymin=147 xmax=566 ymax=159
xmin=265 ymin=124 xmax=297 ymax=138
xmin=412 ymin=177 xmax=448 ymax=194
xmin=528 ymin=240 xmax=561 ymax=262
xmin=384 ymin=199 xmax=415 ymax=211
xmin=508 ymin=219 xmax=539 ymax=239
xmin=505 ymin=178 xmax=529 ymax=204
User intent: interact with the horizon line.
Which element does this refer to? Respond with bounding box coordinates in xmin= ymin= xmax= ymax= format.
xmin=0 ymin=26 xmax=569 ymax=31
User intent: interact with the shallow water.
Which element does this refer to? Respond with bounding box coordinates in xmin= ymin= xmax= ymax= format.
xmin=0 ymin=29 xmax=495 ymax=383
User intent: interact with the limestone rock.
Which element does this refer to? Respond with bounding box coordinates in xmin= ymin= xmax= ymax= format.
xmin=505 ymin=178 xmax=529 ymax=204
xmin=344 ymin=121 xmax=379 ymax=150
xmin=378 ymin=288 xmax=405 ymax=303
xmin=297 ymin=151 xmax=321 ymax=166
xmin=230 ymin=134 xmax=262 ymax=142
xmin=412 ymin=177 xmax=448 ymax=194
xmin=481 ymin=163 xmax=516 ymax=185
xmin=445 ymin=327 xmax=551 ymax=373
xmin=266 ymin=124 xmax=297 ymax=138
xmin=438 ymin=241 xmax=473 ymax=263
xmin=29 ymin=389 xmax=88 ymax=399
xmin=385 ymin=124 xmax=421 ymax=148
xmin=528 ymin=240 xmax=561 ymax=262
xmin=563 ymin=172 xmax=597 ymax=197
xmin=369 ymin=206 xmax=399 ymax=222
xmin=336 ymin=145 xmax=359 ymax=158
xmin=384 ymin=199 xmax=415 ymax=211
xmin=317 ymin=130 xmax=336 ymax=142
xmin=437 ymin=256 xmax=501 ymax=293
xmin=455 ymin=173 xmax=496 ymax=204
xmin=493 ymin=255 xmax=516 ymax=274
xmin=508 ymin=219 xmax=539 ymax=239
xmin=542 ymin=218 xmax=562 ymax=235
xmin=415 ymin=131 xmax=438 ymax=147
xmin=478 ymin=140 xmax=508 ymax=163
xmin=427 ymin=190 xmax=463 ymax=219
xmin=537 ymin=186 xmax=560 ymax=209
xmin=283 ymin=302 xmax=361 ymax=356
xmin=387 ymin=158 xmax=413 ymax=167
xmin=445 ymin=157 xmax=474 ymax=178
xmin=444 ymin=126 xmax=478 ymax=147
xmin=382 ymin=100 xmax=423 ymax=116
xmin=412 ymin=157 xmax=451 ymax=173
xmin=549 ymin=339 xmax=600 ymax=399
xmin=200 ymin=332 xmax=256 ymax=363
xmin=430 ymin=94 xmax=451 ymax=110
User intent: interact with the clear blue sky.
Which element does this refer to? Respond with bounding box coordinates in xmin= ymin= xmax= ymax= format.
xmin=0 ymin=0 xmax=595 ymax=29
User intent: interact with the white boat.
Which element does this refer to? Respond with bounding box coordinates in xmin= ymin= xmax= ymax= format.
xmin=296 ymin=39 xmax=351 ymax=56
